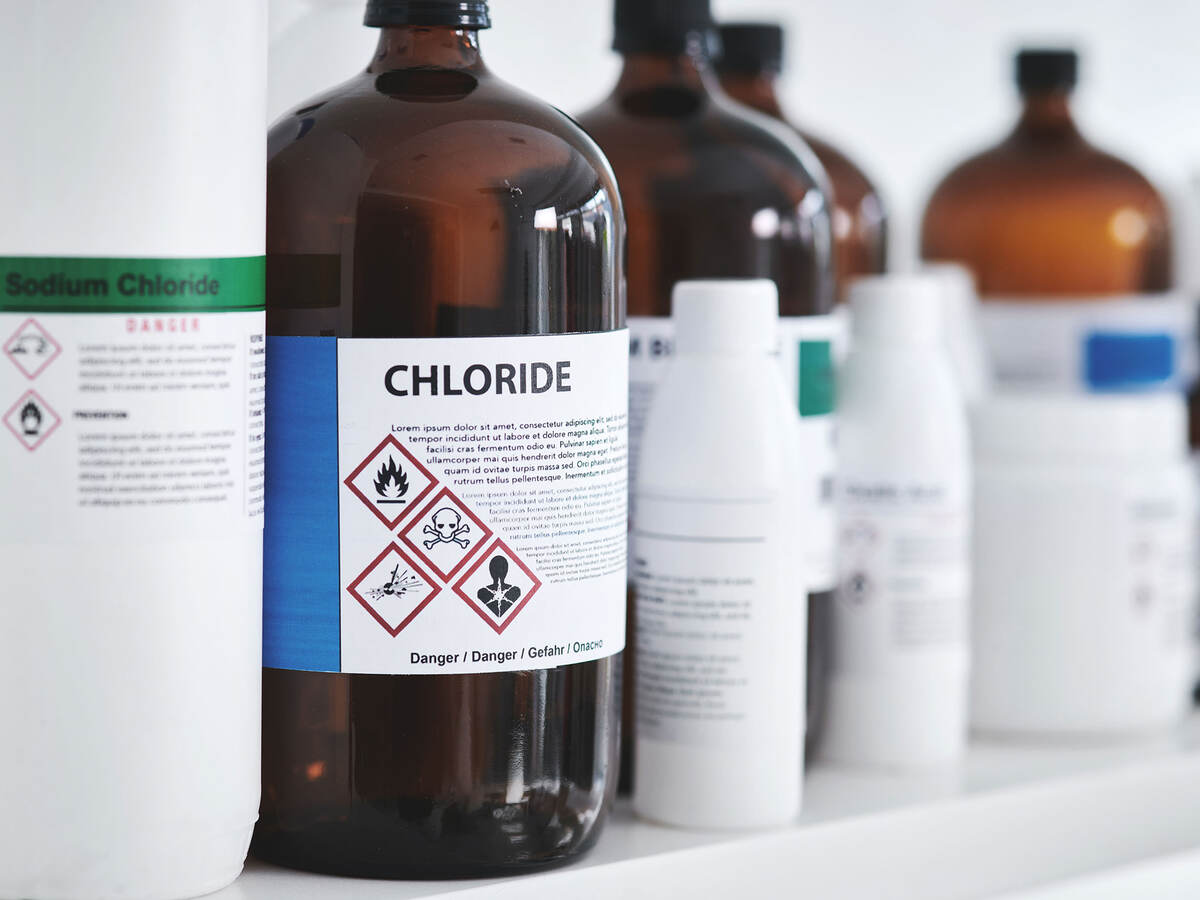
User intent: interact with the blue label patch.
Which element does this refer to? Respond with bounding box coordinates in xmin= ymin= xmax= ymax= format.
xmin=1084 ymin=331 xmax=1175 ymax=391
xmin=263 ymin=336 xmax=341 ymax=671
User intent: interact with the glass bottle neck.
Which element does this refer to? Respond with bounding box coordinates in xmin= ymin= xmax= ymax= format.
xmin=1014 ymin=90 xmax=1081 ymax=139
xmin=717 ymin=71 xmax=785 ymax=120
xmin=613 ymin=47 xmax=721 ymax=97
xmin=367 ymin=26 xmax=484 ymax=72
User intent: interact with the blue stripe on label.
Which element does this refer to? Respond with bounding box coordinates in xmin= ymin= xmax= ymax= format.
xmin=1084 ymin=331 xmax=1175 ymax=391
xmin=264 ymin=336 xmax=341 ymax=672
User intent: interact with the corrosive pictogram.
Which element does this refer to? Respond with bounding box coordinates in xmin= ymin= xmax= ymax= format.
xmin=4 ymin=318 xmax=62 ymax=380
xmin=346 ymin=543 xmax=441 ymax=637
xmin=453 ymin=538 xmax=542 ymax=635
xmin=399 ymin=486 xmax=493 ymax=582
xmin=3 ymin=389 xmax=61 ymax=451
xmin=344 ymin=435 xmax=438 ymax=529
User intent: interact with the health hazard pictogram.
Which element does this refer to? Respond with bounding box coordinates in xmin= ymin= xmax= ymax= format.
xmin=344 ymin=435 xmax=438 ymax=529
xmin=399 ymin=486 xmax=493 ymax=582
xmin=347 ymin=543 xmax=441 ymax=637
xmin=4 ymin=389 xmax=61 ymax=451
xmin=4 ymin=318 xmax=62 ymax=380
xmin=453 ymin=538 xmax=542 ymax=635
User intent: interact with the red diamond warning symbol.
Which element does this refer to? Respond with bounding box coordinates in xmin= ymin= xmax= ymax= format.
xmin=453 ymin=538 xmax=542 ymax=635
xmin=347 ymin=543 xmax=441 ymax=637
xmin=4 ymin=389 xmax=61 ymax=451
xmin=4 ymin=318 xmax=61 ymax=380
xmin=399 ymin=486 xmax=493 ymax=583
xmin=344 ymin=435 xmax=438 ymax=529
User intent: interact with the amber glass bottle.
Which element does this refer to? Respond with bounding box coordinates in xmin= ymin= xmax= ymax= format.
xmin=255 ymin=0 xmax=624 ymax=878
xmin=578 ymin=0 xmax=833 ymax=791
xmin=922 ymin=49 xmax=1180 ymax=394
xmin=923 ymin=49 xmax=1171 ymax=296
xmin=717 ymin=22 xmax=887 ymax=300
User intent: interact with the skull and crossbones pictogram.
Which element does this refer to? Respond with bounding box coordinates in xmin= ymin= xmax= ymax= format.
xmin=423 ymin=507 xmax=471 ymax=549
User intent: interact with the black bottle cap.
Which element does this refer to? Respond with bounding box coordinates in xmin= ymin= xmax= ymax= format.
xmin=1016 ymin=48 xmax=1077 ymax=92
xmin=613 ymin=0 xmax=717 ymax=55
xmin=715 ymin=23 xmax=784 ymax=75
xmin=364 ymin=0 xmax=491 ymax=28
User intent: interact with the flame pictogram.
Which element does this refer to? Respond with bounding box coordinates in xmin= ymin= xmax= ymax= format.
xmin=20 ymin=401 xmax=41 ymax=435
xmin=374 ymin=455 xmax=409 ymax=503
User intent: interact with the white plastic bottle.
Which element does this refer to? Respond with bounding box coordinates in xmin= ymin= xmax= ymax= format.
xmin=0 ymin=3 xmax=265 ymax=898
xmin=971 ymin=393 xmax=1194 ymax=736
xmin=632 ymin=279 xmax=806 ymax=829
xmin=822 ymin=275 xmax=971 ymax=769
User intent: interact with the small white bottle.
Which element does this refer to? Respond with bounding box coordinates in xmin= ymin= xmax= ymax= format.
xmin=632 ymin=279 xmax=806 ymax=830
xmin=822 ymin=275 xmax=971 ymax=769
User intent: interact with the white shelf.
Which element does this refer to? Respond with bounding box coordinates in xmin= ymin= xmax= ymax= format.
xmin=218 ymin=717 xmax=1200 ymax=899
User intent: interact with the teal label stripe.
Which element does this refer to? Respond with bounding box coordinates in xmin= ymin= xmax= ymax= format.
xmin=798 ymin=339 xmax=835 ymax=417
xmin=0 ymin=256 xmax=265 ymax=313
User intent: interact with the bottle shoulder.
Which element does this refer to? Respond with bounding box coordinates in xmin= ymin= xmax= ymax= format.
xmin=925 ymin=133 xmax=1168 ymax=215
xmin=921 ymin=129 xmax=1172 ymax=293
xmin=576 ymin=89 xmax=824 ymax=202
xmin=798 ymin=130 xmax=882 ymax=210
xmin=268 ymin=70 xmax=621 ymax=211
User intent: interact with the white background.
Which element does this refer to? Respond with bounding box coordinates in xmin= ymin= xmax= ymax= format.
xmin=270 ymin=0 xmax=1200 ymax=277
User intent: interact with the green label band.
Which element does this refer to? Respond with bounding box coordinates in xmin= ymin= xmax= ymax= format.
xmin=798 ymin=338 xmax=835 ymax=417
xmin=0 ymin=256 xmax=265 ymax=313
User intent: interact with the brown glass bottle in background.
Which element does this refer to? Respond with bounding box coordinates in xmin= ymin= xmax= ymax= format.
xmin=255 ymin=0 xmax=623 ymax=878
xmin=717 ymin=22 xmax=887 ymax=300
xmin=578 ymin=0 xmax=833 ymax=792
xmin=922 ymin=49 xmax=1171 ymax=295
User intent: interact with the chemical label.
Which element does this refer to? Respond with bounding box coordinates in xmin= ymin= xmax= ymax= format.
xmin=628 ymin=313 xmax=842 ymax=593
xmin=979 ymin=294 xmax=1197 ymax=393
xmin=836 ymin=475 xmax=970 ymax=668
xmin=264 ymin=330 xmax=629 ymax=675
xmin=1121 ymin=471 xmax=1194 ymax=650
xmin=632 ymin=492 xmax=804 ymax=747
xmin=0 ymin=257 xmax=265 ymax=543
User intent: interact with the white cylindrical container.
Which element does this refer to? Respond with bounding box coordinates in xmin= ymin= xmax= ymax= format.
xmin=0 ymin=3 xmax=265 ymax=899
xmin=632 ymin=279 xmax=806 ymax=830
xmin=922 ymin=262 xmax=992 ymax=404
xmin=268 ymin=0 xmax=377 ymax=121
xmin=972 ymin=393 xmax=1194 ymax=737
xmin=822 ymin=275 xmax=971 ymax=769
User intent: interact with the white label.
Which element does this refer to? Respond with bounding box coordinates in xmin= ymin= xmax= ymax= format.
xmin=629 ymin=313 xmax=841 ymax=592
xmin=335 ymin=331 xmax=628 ymax=675
xmin=835 ymin=476 xmax=969 ymax=672
xmin=0 ymin=311 xmax=265 ymax=542
xmin=979 ymin=293 xmax=1197 ymax=392
xmin=1122 ymin=473 xmax=1194 ymax=650
xmin=632 ymin=493 xmax=804 ymax=747
xmin=778 ymin=314 xmax=845 ymax=592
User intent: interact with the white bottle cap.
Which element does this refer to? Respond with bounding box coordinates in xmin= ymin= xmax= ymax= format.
xmin=849 ymin=274 xmax=944 ymax=344
xmin=671 ymin=279 xmax=778 ymax=355
xmin=973 ymin=392 xmax=1187 ymax=464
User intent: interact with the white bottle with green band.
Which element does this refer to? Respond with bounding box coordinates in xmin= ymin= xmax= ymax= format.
xmin=0 ymin=3 xmax=265 ymax=899
xmin=628 ymin=311 xmax=843 ymax=594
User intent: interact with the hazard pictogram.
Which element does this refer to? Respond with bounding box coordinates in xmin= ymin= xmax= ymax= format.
xmin=344 ymin=435 xmax=438 ymax=529
xmin=453 ymin=538 xmax=542 ymax=635
xmin=4 ymin=389 xmax=61 ymax=451
xmin=4 ymin=318 xmax=62 ymax=380
xmin=399 ymin=486 xmax=493 ymax=582
xmin=346 ymin=543 xmax=442 ymax=637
